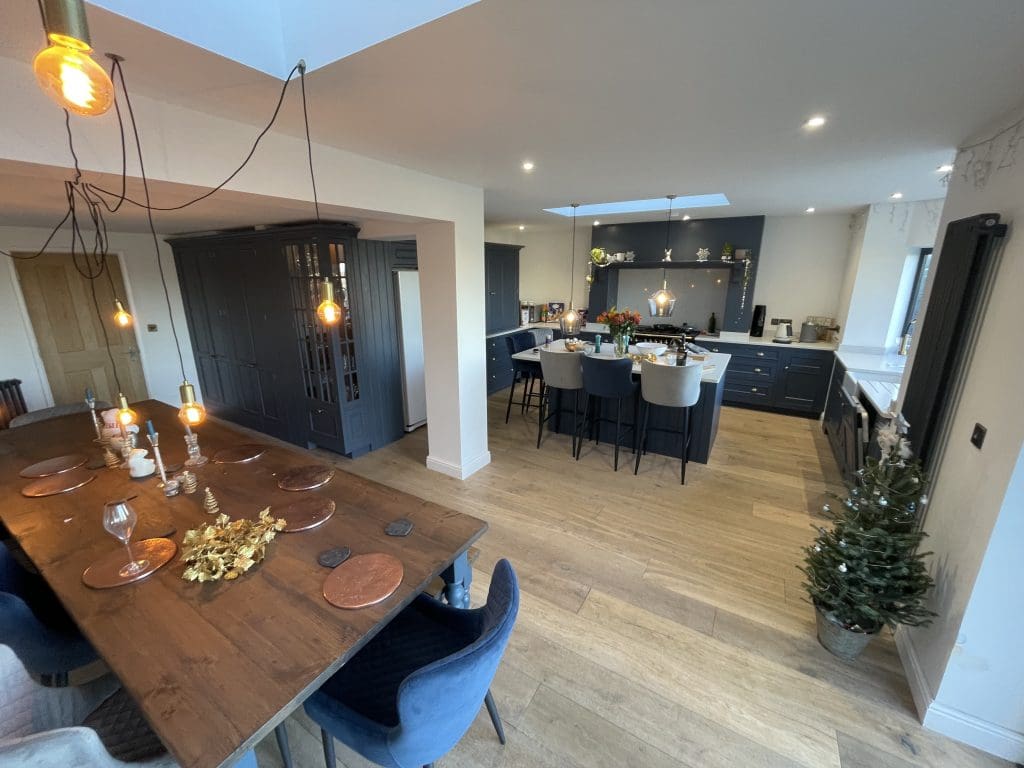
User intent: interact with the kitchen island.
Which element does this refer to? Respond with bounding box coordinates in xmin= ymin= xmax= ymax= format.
xmin=512 ymin=342 xmax=730 ymax=464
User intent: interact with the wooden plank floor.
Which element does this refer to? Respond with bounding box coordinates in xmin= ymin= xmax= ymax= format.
xmin=254 ymin=395 xmax=1009 ymax=768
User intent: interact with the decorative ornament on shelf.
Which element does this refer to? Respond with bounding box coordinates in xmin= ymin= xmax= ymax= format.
xmin=590 ymin=247 xmax=612 ymax=268
xmin=739 ymin=256 xmax=753 ymax=311
xmin=559 ymin=204 xmax=583 ymax=336
xmin=32 ymin=0 xmax=115 ymax=117
xmin=696 ymin=247 xmax=710 ymax=263
xmin=202 ymin=487 xmax=219 ymax=515
xmin=800 ymin=425 xmax=935 ymax=660
xmin=180 ymin=509 xmax=287 ymax=582
xmin=720 ymin=242 xmax=734 ymax=262
xmin=648 ymin=195 xmax=677 ymax=318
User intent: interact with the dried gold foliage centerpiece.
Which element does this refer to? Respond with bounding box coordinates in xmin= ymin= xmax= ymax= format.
xmin=181 ymin=508 xmax=286 ymax=582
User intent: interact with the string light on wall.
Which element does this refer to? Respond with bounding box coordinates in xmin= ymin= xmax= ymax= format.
xmin=316 ymin=277 xmax=342 ymax=325
xmin=558 ymin=203 xmax=582 ymax=336
xmin=113 ymin=298 xmax=132 ymax=327
xmin=648 ymin=195 xmax=677 ymax=318
xmin=33 ymin=0 xmax=114 ymax=116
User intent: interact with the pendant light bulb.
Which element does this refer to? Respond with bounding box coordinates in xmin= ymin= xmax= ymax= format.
xmin=559 ymin=203 xmax=583 ymax=336
xmin=116 ymin=393 xmax=137 ymax=427
xmin=32 ymin=1 xmax=113 ymax=116
xmin=316 ymin=278 xmax=342 ymax=325
xmin=178 ymin=380 xmax=206 ymax=426
xmin=648 ymin=195 xmax=678 ymax=318
xmin=113 ymin=299 xmax=132 ymax=328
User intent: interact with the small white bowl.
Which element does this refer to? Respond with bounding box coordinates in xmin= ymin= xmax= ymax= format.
xmin=635 ymin=342 xmax=668 ymax=356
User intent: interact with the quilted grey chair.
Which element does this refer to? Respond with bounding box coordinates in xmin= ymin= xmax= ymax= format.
xmin=635 ymin=360 xmax=702 ymax=484
xmin=9 ymin=401 xmax=111 ymax=429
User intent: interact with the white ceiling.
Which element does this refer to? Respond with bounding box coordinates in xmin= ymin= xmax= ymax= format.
xmin=3 ymin=0 xmax=1024 ymax=230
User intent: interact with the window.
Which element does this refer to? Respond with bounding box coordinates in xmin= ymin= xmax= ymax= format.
xmin=900 ymin=248 xmax=932 ymax=351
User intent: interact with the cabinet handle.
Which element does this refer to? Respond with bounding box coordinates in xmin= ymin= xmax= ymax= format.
xmin=712 ymin=347 xmax=719 ymax=352
xmin=751 ymin=387 xmax=758 ymax=392
xmin=313 ymin=408 xmax=326 ymax=415
xmin=756 ymin=352 xmax=765 ymax=357
xmin=489 ymin=291 xmax=496 ymax=296
xmin=785 ymin=365 xmax=789 ymax=370
xmin=754 ymin=367 xmax=762 ymax=373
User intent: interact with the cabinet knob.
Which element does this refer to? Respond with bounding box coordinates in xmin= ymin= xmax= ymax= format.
xmin=785 ymin=365 xmax=789 ymax=370
xmin=751 ymin=387 xmax=758 ymax=392
xmin=712 ymin=347 xmax=719 ymax=352
xmin=754 ymin=367 xmax=762 ymax=373
xmin=756 ymin=352 xmax=765 ymax=357
xmin=489 ymin=291 xmax=496 ymax=296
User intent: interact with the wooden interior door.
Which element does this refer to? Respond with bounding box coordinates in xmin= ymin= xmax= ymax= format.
xmin=14 ymin=253 xmax=148 ymax=406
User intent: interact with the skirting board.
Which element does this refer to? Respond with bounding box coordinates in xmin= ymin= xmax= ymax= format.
xmin=426 ymin=451 xmax=491 ymax=480
xmin=896 ymin=628 xmax=1024 ymax=762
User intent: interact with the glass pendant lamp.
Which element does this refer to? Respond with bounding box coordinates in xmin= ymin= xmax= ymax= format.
xmin=316 ymin=278 xmax=342 ymax=325
xmin=178 ymin=381 xmax=206 ymax=426
xmin=559 ymin=204 xmax=583 ymax=336
xmin=113 ymin=299 xmax=132 ymax=328
xmin=648 ymin=195 xmax=677 ymax=318
xmin=32 ymin=0 xmax=114 ymax=116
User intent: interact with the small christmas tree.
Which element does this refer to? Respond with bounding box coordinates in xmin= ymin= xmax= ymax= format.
xmin=801 ymin=425 xmax=936 ymax=636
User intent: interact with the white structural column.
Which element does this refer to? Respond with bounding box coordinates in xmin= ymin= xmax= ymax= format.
xmin=415 ymin=218 xmax=490 ymax=479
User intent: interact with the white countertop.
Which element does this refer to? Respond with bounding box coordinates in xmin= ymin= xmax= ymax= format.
xmin=695 ymin=332 xmax=838 ymax=352
xmin=835 ymin=348 xmax=907 ymax=382
xmin=857 ymin=378 xmax=900 ymax=417
xmin=512 ymin=340 xmax=730 ymax=385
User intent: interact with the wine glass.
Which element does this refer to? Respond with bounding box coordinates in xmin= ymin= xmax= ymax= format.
xmin=103 ymin=500 xmax=149 ymax=578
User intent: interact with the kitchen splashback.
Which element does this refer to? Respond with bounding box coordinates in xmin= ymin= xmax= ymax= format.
xmin=616 ymin=268 xmax=728 ymax=330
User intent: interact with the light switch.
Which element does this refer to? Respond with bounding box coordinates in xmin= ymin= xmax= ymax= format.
xmin=147 ymin=324 xmax=158 ymax=332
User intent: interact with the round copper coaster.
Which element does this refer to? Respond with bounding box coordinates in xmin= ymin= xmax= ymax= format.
xmin=19 ymin=453 xmax=88 ymax=478
xmin=213 ymin=444 xmax=268 ymax=464
xmin=278 ymin=465 xmax=335 ymax=492
xmin=21 ymin=469 xmax=96 ymax=498
xmin=82 ymin=538 xmax=178 ymax=589
xmin=323 ymin=553 xmax=404 ymax=609
xmin=277 ymin=497 xmax=336 ymax=533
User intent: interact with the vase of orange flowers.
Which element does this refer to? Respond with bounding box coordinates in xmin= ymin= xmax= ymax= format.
xmin=596 ymin=306 xmax=641 ymax=356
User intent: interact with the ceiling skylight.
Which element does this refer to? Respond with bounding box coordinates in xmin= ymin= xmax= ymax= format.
xmin=89 ymin=0 xmax=481 ymax=78
xmin=544 ymin=194 xmax=729 ymax=217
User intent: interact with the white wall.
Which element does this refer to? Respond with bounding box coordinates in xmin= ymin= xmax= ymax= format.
xmin=753 ymin=213 xmax=852 ymax=327
xmin=485 ymin=223 xmax=591 ymax=312
xmin=838 ymin=200 xmax=943 ymax=352
xmin=0 ymin=226 xmax=197 ymax=411
xmin=897 ymin=104 xmax=1024 ymax=761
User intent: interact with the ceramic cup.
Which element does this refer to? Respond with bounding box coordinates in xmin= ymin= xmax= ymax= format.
xmin=129 ymin=458 xmax=156 ymax=478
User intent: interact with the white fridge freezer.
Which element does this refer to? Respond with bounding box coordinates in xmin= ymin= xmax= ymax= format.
xmin=394 ymin=270 xmax=427 ymax=431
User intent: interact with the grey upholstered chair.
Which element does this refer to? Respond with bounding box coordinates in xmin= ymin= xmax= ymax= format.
xmin=635 ymin=360 xmax=702 ymax=483
xmin=537 ymin=350 xmax=584 ymax=454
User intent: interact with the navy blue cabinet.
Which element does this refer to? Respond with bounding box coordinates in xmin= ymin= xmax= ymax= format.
xmin=485 ymin=243 xmax=521 ymax=335
xmin=704 ymin=340 xmax=833 ymax=415
xmin=170 ymin=224 xmax=413 ymax=457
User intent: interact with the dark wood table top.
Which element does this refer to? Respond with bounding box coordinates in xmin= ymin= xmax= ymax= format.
xmin=0 ymin=400 xmax=487 ymax=768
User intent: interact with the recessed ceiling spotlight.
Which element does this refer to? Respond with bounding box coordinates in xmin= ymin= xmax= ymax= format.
xmin=937 ymin=164 xmax=954 ymax=173
xmin=593 ymin=220 xmax=600 ymax=226
xmin=890 ymin=192 xmax=903 ymax=199
xmin=521 ymin=160 xmax=535 ymax=172
xmin=804 ymin=115 xmax=827 ymax=129
xmin=518 ymin=224 xmax=525 ymax=231
xmin=805 ymin=207 xmax=815 ymax=213
xmin=682 ymin=215 xmax=691 ymax=221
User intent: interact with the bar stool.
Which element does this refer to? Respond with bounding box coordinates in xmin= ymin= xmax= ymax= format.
xmin=635 ymin=360 xmax=702 ymax=484
xmin=537 ymin=349 xmax=584 ymax=454
xmin=578 ymin=356 xmax=639 ymax=471
xmin=505 ymin=331 xmax=543 ymax=423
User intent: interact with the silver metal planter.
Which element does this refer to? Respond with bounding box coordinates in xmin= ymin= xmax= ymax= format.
xmin=815 ymin=606 xmax=878 ymax=661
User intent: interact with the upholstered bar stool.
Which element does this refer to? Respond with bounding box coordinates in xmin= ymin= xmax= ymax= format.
xmin=635 ymin=360 xmax=702 ymax=484
xmin=504 ymin=331 xmax=543 ymax=423
xmin=537 ymin=349 xmax=584 ymax=454
xmin=578 ymin=356 xmax=639 ymax=471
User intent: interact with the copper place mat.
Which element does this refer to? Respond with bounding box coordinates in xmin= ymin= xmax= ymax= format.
xmin=276 ymin=497 xmax=336 ymax=533
xmin=19 ymin=453 xmax=88 ymax=478
xmin=213 ymin=444 xmax=268 ymax=464
xmin=323 ymin=553 xmax=404 ymax=609
xmin=278 ymin=465 xmax=335 ymax=492
xmin=21 ymin=468 xmax=96 ymax=498
xmin=82 ymin=538 xmax=178 ymax=589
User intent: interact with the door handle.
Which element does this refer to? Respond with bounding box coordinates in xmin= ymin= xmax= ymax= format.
xmin=756 ymin=352 xmax=765 ymax=357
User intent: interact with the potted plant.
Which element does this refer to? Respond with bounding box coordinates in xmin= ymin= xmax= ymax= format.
xmin=595 ymin=306 xmax=641 ymax=356
xmin=800 ymin=425 xmax=936 ymax=660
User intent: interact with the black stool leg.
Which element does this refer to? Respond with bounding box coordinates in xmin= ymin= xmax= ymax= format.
xmin=536 ymin=385 xmax=548 ymax=449
xmin=681 ymin=405 xmax=690 ymax=485
xmin=505 ymin=371 xmax=518 ymax=424
xmin=576 ymin=396 xmax=590 ymax=460
xmin=484 ymin=689 xmax=507 ymax=744
xmin=634 ymin=401 xmax=649 ymax=475
xmin=319 ymin=727 xmax=336 ymax=767
xmin=613 ymin=398 xmax=622 ymax=471
xmin=275 ymin=723 xmax=293 ymax=768
xmin=571 ymin=390 xmax=580 ymax=457
xmin=523 ymin=374 xmax=534 ymax=415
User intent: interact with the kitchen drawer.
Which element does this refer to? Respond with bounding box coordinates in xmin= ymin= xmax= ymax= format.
xmin=723 ymin=380 xmax=774 ymax=406
xmin=705 ymin=341 xmax=780 ymax=361
xmin=727 ymin=358 xmax=776 ymax=378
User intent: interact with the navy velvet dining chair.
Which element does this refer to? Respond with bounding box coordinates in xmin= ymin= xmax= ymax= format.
xmin=304 ymin=559 xmax=520 ymax=768
xmin=0 ymin=544 xmax=97 ymax=685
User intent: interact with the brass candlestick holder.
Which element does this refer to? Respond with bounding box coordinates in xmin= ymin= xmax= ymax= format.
xmin=119 ymin=428 xmax=137 ymax=469
xmin=147 ymin=431 xmax=169 ymax=487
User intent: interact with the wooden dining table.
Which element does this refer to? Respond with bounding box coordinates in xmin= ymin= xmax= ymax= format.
xmin=0 ymin=400 xmax=487 ymax=768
